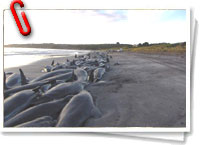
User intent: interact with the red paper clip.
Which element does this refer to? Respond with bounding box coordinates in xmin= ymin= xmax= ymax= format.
xmin=10 ymin=0 xmax=31 ymax=36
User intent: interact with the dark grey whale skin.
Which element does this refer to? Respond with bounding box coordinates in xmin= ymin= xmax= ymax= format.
xmin=56 ymin=90 xmax=101 ymax=127
xmin=15 ymin=116 xmax=55 ymax=127
xmin=30 ymin=69 xmax=73 ymax=83
xmin=4 ymin=96 xmax=71 ymax=127
xmin=4 ymin=72 xmax=73 ymax=98
xmin=4 ymin=90 xmax=38 ymax=122
xmin=5 ymin=73 xmax=21 ymax=88
xmin=5 ymin=69 xmax=28 ymax=88
xmin=32 ymin=81 xmax=84 ymax=105
xmin=74 ymin=68 xmax=88 ymax=82
xmin=4 ymin=81 xmax=50 ymax=98
xmin=93 ymin=68 xmax=105 ymax=82
xmin=41 ymin=72 xmax=73 ymax=82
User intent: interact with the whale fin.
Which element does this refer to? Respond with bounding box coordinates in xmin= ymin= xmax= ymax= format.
xmin=51 ymin=60 xmax=55 ymax=66
xmin=19 ymin=68 xmax=28 ymax=85
xmin=91 ymin=107 xmax=102 ymax=118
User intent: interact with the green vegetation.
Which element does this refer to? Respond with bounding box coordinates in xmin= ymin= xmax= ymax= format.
xmin=105 ymin=42 xmax=186 ymax=54
xmin=130 ymin=42 xmax=186 ymax=54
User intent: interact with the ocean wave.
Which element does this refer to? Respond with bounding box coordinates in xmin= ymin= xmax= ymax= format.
xmin=4 ymin=47 xmax=89 ymax=69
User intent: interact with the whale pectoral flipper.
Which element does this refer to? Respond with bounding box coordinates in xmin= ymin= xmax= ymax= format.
xmin=91 ymin=107 xmax=102 ymax=118
xmin=32 ymin=86 xmax=41 ymax=93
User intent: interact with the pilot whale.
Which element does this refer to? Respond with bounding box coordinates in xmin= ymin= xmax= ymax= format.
xmin=4 ymin=96 xmax=71 ymax=127
xmin=15 ymin=116 xmax=55 ymax=127
xmin=74 ymin=68 xmax=88 ymax=82
xmin=32 ymin=81 xmax=85 ymax=105
xmin=4 ymin=80 xmax=52 ymax=98
xmin=56 ymin=90 xmax=101 ymax=127
xmin=31 ymin=69 xmax=73 ymax=83
xmin=4 ymin=89 xmax=40 ymax=122
xmin=5 ymin=69 xmax=28 ymax=88
xmin=4 ymin=72 xmax=74 ymax=98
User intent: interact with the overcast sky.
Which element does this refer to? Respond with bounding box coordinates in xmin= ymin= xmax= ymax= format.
xmin=4 ymin=9 xmax=186 ymax=45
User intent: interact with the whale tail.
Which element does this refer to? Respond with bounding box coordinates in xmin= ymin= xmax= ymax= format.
xmin=91 ymin=106 xmax=102 ymax=118
xmin=19 ymin=68 xmax=28 ymax=85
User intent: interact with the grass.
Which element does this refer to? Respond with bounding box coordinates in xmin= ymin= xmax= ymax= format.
xmin=104 ymin=42 xmax=186 ymax=54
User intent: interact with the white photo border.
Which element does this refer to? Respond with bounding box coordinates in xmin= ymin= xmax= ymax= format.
xmin=0 ymin=8 xmax=190 ymax=132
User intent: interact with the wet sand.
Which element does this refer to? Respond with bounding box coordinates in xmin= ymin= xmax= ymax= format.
xmin=5 ymin=56 xmax=72 ymax=80
xmin=5 ymin=52 xmax=186 ymax=127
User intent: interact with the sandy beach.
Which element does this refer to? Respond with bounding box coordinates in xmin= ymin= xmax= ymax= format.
xmin=5 ymin=56 xmax=72 ymax=80
xmin=4 ymin=52 xmax=186 ymax=127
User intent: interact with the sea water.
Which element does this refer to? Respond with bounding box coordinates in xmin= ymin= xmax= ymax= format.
xmin=4 ymin=47 xmax=89 ymax=69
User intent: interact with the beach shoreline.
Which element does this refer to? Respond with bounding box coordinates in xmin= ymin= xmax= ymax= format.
xmin=4 ymin=52 xmax=186 ymax=127
xmin=4 ymin=56 xmax=73 ymax=80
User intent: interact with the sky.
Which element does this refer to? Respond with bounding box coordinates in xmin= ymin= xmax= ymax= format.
xmin=4 ymin=9 xmax=187 ymax=45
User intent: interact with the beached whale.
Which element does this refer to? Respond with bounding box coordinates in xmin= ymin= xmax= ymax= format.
xmin=31 ymin=69 xmax=73 ymax=83
xmin=74 ymin=68 xmax=88 ymax=82
xmin=32 ymin=81 xmax=85 ymax=105
xmin=42 ymin=65 xmax=52 ymax=72
xmin=51 ymin=62 xmax=72 ymax=71
xmin=41 ymin=60 xmax=55 ymax=72
xmin=41 ymin=71 xmax=74 ymax=82
xmin=93 ymin=68 xmax=105 ymax=82
xmin=4 ymin=72 xmax=74 ymax=98
xmin=4 ymin=80 xmax=52 ymax=98
xmin=5 ymin=69 xmax=28 ymax=88
xmin=56 ymin=90 xmax=101 ymax=127
xmin=4 ymin=89 xmax=40 ymax=122
xmin=4 ymin=96 xmax=71 ymax=127
xmin=51 ymin=65 xmax=64 ymax=71
xmin=15 ymin=116 xmax=55 ymax=127
xmin=4 ymin=51 xmax=110 ymax=128
xmin=40 ymin=80 xmax=65 ymax=93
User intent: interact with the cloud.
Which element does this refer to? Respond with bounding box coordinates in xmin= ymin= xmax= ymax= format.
xmin=92 ymin=10 xmax=127 ymax=22
xmin=4 ymin=9 xmax=187 ymax=45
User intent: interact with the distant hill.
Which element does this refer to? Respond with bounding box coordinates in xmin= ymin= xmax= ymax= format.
xmin=4 ymin=43 xmax=133 ymax=50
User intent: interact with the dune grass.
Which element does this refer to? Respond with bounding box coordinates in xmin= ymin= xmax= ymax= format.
xmin=131 ymin=43 xmax=186 ymax=54
xmin=105 ymin=42 xmax=186 ymax=54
